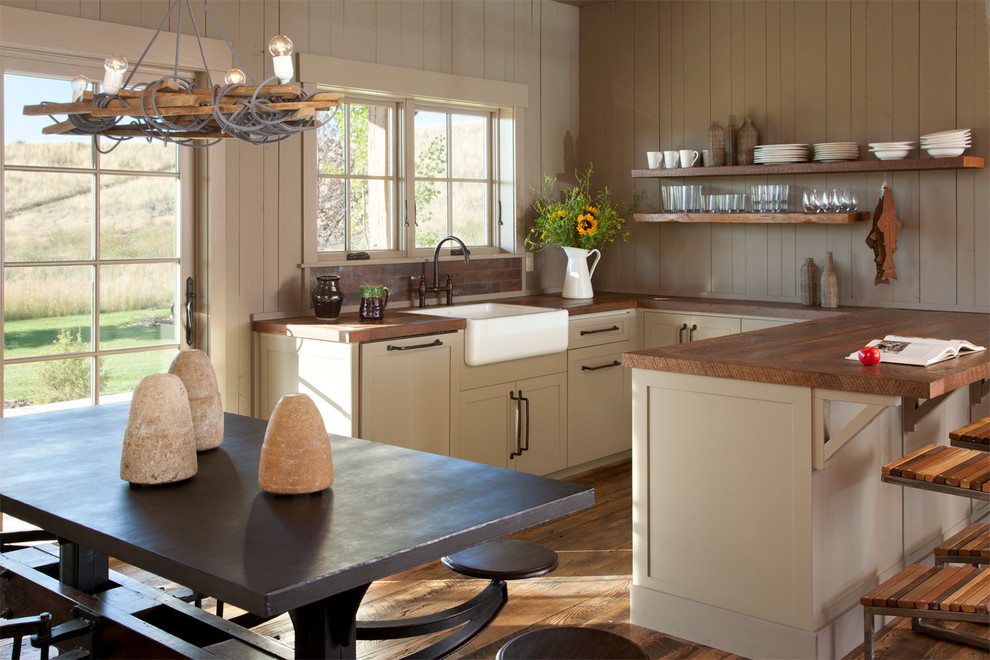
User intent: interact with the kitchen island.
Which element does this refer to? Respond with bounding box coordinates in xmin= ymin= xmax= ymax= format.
xmin=622 ymin=309 xmax=989 ymax=659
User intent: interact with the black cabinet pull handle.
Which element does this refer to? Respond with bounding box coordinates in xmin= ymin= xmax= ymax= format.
xmin=519 ymin=391 xmax=530 ymax=454
xmin=581 ymin=360 xmax=622 ymax=372
xmin=386 ymin=338 xmax=442 ymax=351
xmin=678 ymin=323 xmax=688 ymax=343
xmin=184 ymin=277 xmax=195 ymax=346
xmin=689 ymin=323 xmax=698 ymax=342
xmin=509 ymin=390 xmax=524 ymax=458
xmin=579 ymin=325 xmax=620 ymax=336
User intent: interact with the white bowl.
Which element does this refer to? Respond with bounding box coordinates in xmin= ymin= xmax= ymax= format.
xmin=925 ymin=146 xmax=966 ymax=158
xmin=871 ymin=149 xmax=911 ymax=160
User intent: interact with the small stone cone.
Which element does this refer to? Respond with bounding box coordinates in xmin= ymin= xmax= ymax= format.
xmin=168 ymin=349 xmax=224 ymax=451
xmin=121 ymin=373 xmax=197 ymax=485
xmin=259 ymin=393 xmax=334 ymax=495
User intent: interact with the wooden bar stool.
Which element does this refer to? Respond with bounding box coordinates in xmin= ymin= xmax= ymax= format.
xmin=356 ymin=539 xmax=559 ymax=659
xmin=497 ymin=626 xmax=649 ymax=659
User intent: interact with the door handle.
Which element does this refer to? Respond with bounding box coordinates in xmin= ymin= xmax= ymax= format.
xmin=509 ymin=390 xmax=524 ymax=459
xmin=579 ymin=325 xmax=620 ymax=336
xmin=581 ymin=360 xmax=622 ymax=372
xmin=678 ymin=323 xmax=688 ymax=343
xmin=386 ymin=338 xmax=442 ymax=351
xmin=689 ymin=323 xmax=698 ymax=342
xmin=184 ymin=277 xmax=195 ymax=346
xmin=519 ymin=390 xmax=530 ymax=455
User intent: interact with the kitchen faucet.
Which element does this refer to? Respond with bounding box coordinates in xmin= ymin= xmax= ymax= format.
xmin=419 ymin=236 xmax=470 ymax=307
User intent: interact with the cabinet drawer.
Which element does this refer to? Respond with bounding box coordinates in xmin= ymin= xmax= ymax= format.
xmin=568 ymin=310 xmax=636 ymax=349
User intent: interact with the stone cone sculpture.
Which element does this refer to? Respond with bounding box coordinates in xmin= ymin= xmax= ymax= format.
xmin=168 ymin=349 xmax=223 ymax=451
xmin=120 ymin=373 xmax=197 ymax=485
xmin=258 ymin=393 xmax=334 ymax=495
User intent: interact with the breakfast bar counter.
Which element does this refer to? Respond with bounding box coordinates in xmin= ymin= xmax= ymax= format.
xmin=622 ymin=308 xmax=988 ymax=659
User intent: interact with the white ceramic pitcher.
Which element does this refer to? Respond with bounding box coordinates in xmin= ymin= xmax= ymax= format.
xmin=561 ymin=246 xmax=601 ymax=299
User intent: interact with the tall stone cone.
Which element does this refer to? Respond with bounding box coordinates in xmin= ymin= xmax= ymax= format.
xmin=168 ymin=349 xmax=224 ymax=451
xmin=121 ymin=373 xmax=197 ymax=485
xmin=259 ymin=393 xmax=334 ymax=495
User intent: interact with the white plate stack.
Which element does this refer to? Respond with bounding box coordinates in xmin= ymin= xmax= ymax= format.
xmin=920 ymin=129 xmax=971 ymax=157
xmin=754 ymin=144 xmax=810 ymax=164
xmin=868 ymin=141 xmax=914 ymax=160
xmin=813 ymin=142 xmax=859 ymax=162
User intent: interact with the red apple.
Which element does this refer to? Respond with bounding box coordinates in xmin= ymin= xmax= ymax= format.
xmin=858 ymin=346 xmax=881 ymax=366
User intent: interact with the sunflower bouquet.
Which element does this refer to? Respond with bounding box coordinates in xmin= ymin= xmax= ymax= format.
xmin=525 ymin=168 xmax=633 ymax=252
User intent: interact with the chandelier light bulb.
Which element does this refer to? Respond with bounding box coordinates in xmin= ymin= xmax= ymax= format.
xmin=103 ymin=53 xmax=128 ymax=94
xmin=70 ymin=75 xmax=91 ymax=102
xmin=268 ymin=35 xmax=294 ymax=84
xmin=224 ymin=68 xmax=247 ymax=85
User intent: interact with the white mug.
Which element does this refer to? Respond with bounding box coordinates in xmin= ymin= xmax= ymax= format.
xmin=663 ymin=150 xmax=680 ymax=168
xmin=647 ymin=151 xmax=662 ymax=169
xmin=679 ymin=149 xmax=700 ymax=167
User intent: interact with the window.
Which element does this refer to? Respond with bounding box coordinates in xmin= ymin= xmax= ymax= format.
xmin=2 ymin=67 xmax=193 ymax=416
xmin=313 ymin=98 xmax=495 ymax=258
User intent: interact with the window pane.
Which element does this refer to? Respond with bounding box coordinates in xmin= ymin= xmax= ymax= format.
xmin=415 ymin=181 xmax=448 ymax=248
xmin=451 ymin=182 xmax=487 ymax=245
xmin=414 ymin=111 xmax=447 ymax=179
xmin=349 ymin=179 xmax=390 ymax=251
xmin=100 ymin=349 xmax=178 ymax=399
xmin=3 ymin=73 xmax=92 ymax=169
xmin=99 ymin=263 xmax=177 ymax=350
xmin=100 ymin=175 xmax=177 ymax=259
xmin=317 ymin=178 xmax=346 ymax=252
xmin=349 ymin=104 xmax=390 ymax=177
xmin=451 ymin=114 xmax=486 ymax=179
xmin=3 ymin=359 xmax=92 ymax=412
xmin=4 ymin=171 xmax=93 ymax=261
xmin=98 ymin=137 xmax=177 ymax=173
xmin=4 ymin=265 xmax=93 ymax=358
xmin=316 ymin=108 xmax=345 ymax=175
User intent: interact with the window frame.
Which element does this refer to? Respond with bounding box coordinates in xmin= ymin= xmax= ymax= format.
xmin=299 ymin=53 xmax=527 ymax=267
xmin=1 ymin=55 xmax=195 ymax=414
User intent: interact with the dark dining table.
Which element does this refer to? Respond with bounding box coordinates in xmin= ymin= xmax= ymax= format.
xmin=0 ymin=403 xmax=594 ymax=658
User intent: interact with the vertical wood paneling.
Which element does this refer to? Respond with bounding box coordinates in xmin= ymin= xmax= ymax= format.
xmin=954 ymin=0 xmax=976 ymax=307
xmin=973 ymin=0 xmax=990 ymax=308
xmin=483 ymin=0 xmax=507 ymax=82
xmin=610 ymin=1 xmax=636 ymax=289
xmin=342 ymin=0 xmax=376 ymax=63
xmin=100 ymin=0 xmax=139 ymax=25
xmin=632 ymin=0 xmax=660 ymax=292
xmin=400 ymin=0 xmax=425 ymax=69
xmin=328 ymin=0 xmax=345 ymax=59
xmin=709 ymin=0 xmax=733 ymax=294
xmin=451 ymin=0 xmax=483 ymax=78
xmin=261 ymin=1 xmax=280 ymax=314
xmin=278 ymin=0 xmax=310 ymax=61
xmin=34 ymin=0 xmax=80 ymax=17
xmin=422 ymin=0 xmax=447 ymax=72
xmin=375 ymin=1 xmax=403 ymax=66
xmin=307 ymin=0 xmax=333 ymax=57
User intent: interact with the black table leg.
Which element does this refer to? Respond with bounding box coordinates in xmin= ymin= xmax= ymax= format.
xmin=289 ymin=583 xmax=370 ymax=659
xmin=58 ymin=540 xmax=108 ymax=593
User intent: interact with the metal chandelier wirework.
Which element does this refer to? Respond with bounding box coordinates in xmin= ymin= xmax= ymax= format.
xmin=22 ymin=0 xmax=341 ymax=150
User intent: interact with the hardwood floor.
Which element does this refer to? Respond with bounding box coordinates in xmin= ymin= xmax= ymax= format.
xmin=6 ymin=459 xmax=986 ymax=658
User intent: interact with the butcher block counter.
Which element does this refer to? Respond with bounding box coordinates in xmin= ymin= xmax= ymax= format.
xmin=625 ymin=308 xmax=989 ymax=660
xmin=623 ymin=308 xmax=990 ymax=399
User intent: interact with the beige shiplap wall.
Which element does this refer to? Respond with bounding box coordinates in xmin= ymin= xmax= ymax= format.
xmin=581 ymin=0 xmax=989 ymax=313
xmin=1 ymin=0 xmax=579 ymax=413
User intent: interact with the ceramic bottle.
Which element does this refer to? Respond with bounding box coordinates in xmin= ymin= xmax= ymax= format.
xmin=800 ymin=258 xmax=820 ymax=306
xmin=821 ymin=252 xmax=839 ymax=308
xmin=312 ymin=275 xmax=344 ymax=320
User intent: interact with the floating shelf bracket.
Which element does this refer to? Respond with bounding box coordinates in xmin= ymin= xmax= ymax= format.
xmin=902 ymin=393 xmax=951 ymax=433
xmin=970 ymin=379 xmax=989 ymax=407
xmin=812 ymin=389 xmax=901 ymax=470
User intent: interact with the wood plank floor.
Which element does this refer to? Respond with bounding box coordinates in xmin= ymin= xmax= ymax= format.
xmin=6 ymin=459 xmax=986 ymax=658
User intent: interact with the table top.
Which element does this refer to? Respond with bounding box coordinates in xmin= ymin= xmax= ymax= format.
xmin=624 ymin=308 xmax=990 ymax=399
xmin=0 ymin=404 xmax=593 ymax=617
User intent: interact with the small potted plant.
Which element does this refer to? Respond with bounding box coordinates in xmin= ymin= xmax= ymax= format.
xmin=526 ymin=167 xmax=634 ymax=298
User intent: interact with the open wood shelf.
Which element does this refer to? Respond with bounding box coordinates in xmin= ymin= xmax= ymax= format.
xmin=634 ymin=211 xmax=870 ymax=224
xmin=631 ymin=155 xmax=984 ymax=178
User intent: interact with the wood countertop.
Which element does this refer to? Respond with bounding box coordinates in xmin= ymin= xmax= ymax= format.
xmin=623 ymin=308 xmax=990 ymax=399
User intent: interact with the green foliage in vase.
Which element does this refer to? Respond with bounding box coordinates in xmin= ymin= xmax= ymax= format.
xmin=526 ymin=167 xmax=635 ymax=252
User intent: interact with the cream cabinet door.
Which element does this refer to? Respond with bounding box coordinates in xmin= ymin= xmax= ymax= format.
xmin=641 ymin=311 xmax=691 ymax=348
xmin=567 ymin=341 xmax=632 ymax=466
xmin=360 ymin=333 xmax=459 ymax=456
xmin=457 ymin=384 xmax=514 ymax=469
xmin=689 ymin=315 xmax=740 ymax=341
xmin=511 ymin=372 xmax=568 ymax=475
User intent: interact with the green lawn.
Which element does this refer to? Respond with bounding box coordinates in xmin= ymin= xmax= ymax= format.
xmin=4 ymin=308 xmax=177 ymax=405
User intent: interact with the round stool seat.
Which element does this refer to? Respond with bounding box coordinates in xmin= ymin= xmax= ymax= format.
xmin=497 ymin=626 xmax=649 ymax=660
xmin=441 ymin=539 xmax=558 ymax=580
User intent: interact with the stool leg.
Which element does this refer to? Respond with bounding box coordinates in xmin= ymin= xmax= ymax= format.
xmin=864 ymin=608 xmax=876 ymax=660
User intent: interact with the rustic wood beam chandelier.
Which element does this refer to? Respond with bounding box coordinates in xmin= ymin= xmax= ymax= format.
xmin=22 ymin=0 xmax=340 ymax=150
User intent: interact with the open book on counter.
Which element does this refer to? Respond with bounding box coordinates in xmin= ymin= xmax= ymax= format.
xmin=846 ymin=335 xmax=987 ymax=367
